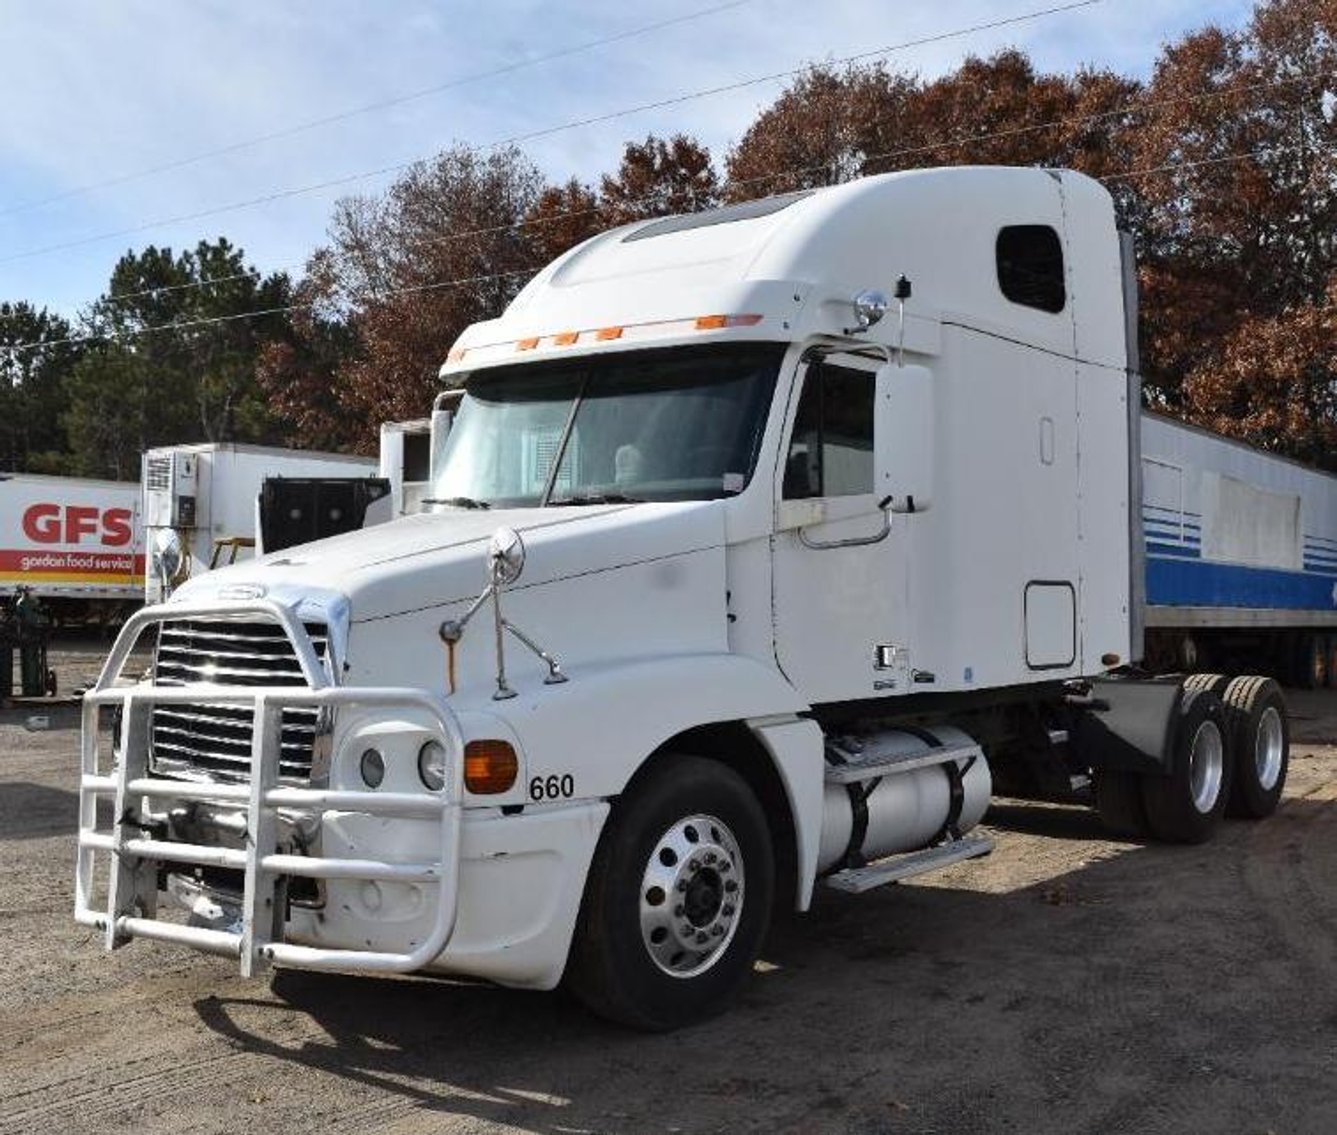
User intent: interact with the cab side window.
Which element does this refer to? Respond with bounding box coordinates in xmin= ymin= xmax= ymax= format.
xmin=783 ymin=362 xmax=874 ymax=499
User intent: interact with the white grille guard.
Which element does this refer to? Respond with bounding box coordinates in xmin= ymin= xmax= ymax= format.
xmin=75 ymin=599 xmax=465 ymax=977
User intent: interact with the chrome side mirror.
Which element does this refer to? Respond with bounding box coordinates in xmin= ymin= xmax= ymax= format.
xmin=489 ymin=526 xmax=525 ymax=586
xmin=846 ymin=289 xmax=889 ymax=335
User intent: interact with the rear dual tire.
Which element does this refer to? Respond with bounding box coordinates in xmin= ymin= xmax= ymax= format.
xmin=1221 ymin=676 xmax=1288 ymax=818
xmin=1141 ymin=688 xmax=1231 ymax=844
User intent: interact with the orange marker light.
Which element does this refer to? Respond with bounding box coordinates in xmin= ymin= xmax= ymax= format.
xmin=464 ymin=740 xmax=519 ymax=795
xmin=517 ymin=337 xmax=539 ymax=351
xmin=553 ymin=331 xmax=579 ymax=346
xmin=595 ymin=326 xmax=624 ymax=341
xmin=446 ymin=347 xmax=467 ymax=362
xmin=695 ymin=314 xmax=762 ymax=331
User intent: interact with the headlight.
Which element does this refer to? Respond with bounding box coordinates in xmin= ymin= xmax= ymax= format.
xmin=359 ymin=747 xmax=385 ymax=788
xmin=417 ymin=740 xmax=448 ymax=791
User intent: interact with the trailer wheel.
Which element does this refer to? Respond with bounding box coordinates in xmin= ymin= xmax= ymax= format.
xmin=1141 ymin=689 xmax=1231 ymax=844
xmin=1092 ymin=771 xmax=1148 ymax=838
xmin=565 ymin=755 xmax=774 ymax=1031
xmin=1296 ymin=635 xmax=1327 ymax=690
xmin=1222 ymin=676 xmax=1288 ymax=819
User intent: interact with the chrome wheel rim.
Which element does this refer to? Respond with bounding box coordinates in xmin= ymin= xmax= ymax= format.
xmin=639 ymin=813 xmax=744 ymax=979
xmin=1255 ymin=706 xmax=1284 ymax=791
xmin=1189 ymin=720 xmax=1225 ymax=813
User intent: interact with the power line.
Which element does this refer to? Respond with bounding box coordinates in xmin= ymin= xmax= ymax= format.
xmin=5 ymin=267 xmax=545 ymax=354
xmin=7 ymin=139 xmax=1322 ymax=358
xmin=0 ymin=0 xmax=1102 ymax=268
xmin=85 ymin=69 xmax=1325 ymax=313
xmin=0 ymin=0 xmax=758 ymax=220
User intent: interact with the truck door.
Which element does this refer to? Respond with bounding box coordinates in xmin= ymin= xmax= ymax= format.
xmin=771 ymin=354 xmax=901 ymax=704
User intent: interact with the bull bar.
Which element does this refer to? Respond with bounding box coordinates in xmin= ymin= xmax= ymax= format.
xmin=74 ymin=599 xmax=465 ymax=977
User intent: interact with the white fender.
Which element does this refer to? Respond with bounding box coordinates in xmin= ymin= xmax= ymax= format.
xmin=497 ymin=652 xmax=811 ymax=796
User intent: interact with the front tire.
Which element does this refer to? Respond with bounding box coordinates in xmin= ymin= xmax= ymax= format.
xmin=565 ymin=756 xmax=774 ymax=1031
xmin=1141 ymin=688 xmax=1231 ymax=844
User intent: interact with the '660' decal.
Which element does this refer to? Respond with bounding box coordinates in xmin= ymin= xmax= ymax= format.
xmin=529 ymin=774 xmax=575 ymax=801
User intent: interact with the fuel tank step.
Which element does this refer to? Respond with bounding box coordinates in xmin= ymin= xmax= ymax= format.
xmin=824 ymin=833 xmax=995 ymax=894
xmin=824 ymin=739 xmax=982 ymax=785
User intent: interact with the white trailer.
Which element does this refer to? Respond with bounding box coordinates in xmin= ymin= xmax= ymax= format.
xmin=1141 ymin=413 xmax=1337 ymax=684
xmin=0 ymin=473 xmax=143 ymax=621
xmin=378 ymin=395 xmax=463 ymax=517
xmin=142 ymin=443 xmax=381 ymax=601
xmin=80 ymin=168 xmax=1299 ymax=1030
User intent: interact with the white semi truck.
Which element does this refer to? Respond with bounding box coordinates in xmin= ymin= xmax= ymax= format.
xmin=78 ymin=167 xmax=1302 ymax=1029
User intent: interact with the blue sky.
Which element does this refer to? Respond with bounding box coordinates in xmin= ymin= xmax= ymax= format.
xmin=0 ymin=0 xmax=1257 ymax=319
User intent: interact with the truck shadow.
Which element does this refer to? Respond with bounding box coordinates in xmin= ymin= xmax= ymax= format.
xmin=0 ymin=780 xmax=86 ymax=840
xmin=189 ymin=796 xmax=1337 ymax=1134
xmin=984 ymin=798 xmax=1125 ymax=841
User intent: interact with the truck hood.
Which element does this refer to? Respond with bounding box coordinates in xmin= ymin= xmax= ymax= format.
xmin=173 ymin=501 xmax=727 ymax=624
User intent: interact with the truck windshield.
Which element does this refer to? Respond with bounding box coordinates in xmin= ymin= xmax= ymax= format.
xmin=431 ymin=342 xmax=784 ymax=508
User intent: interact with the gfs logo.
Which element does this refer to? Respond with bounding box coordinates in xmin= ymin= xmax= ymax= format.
xmin=22 ymin=503 xmax=134 ymax=547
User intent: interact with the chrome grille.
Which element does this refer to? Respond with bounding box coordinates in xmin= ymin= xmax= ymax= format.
xmin=150 ymin=620 xmax=328 ymax=783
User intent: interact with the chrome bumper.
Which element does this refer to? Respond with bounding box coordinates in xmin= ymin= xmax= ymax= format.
xmin=75 ymin=599 xmax=465 ymax=977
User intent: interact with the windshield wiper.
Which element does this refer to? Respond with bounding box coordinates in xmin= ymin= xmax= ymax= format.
xmin=421 ymin=496 xmax=491 ymax=510
xmin=548 ymin=491 xmax=645 ymax=506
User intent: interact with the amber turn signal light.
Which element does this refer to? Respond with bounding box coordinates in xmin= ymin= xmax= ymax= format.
xmin=464 ymin=740 xmax=519 ymax=794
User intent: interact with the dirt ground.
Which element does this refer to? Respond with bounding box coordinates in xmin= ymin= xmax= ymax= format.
xmin=2 ymin=641 xmax=1335 ymax=1134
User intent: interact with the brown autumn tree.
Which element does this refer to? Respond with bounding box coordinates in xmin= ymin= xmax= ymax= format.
xmin=726 ymin=54 xmax=1140 ymax=207
xmin=727 ymin=64 xmax=923 ymax=199
xmin=1182 ymin=277 xmax=1337 ymax=463
xmin=254 ymin=254 xmax=362 ymax=453
xmin=598 ymin=133 xmax=720 ymax=225
xmin=524 ymin=178 xmax=602 ymax=266
xmin=1133 ymin=0 xmax=1336 ymax=448
xmin=262 ymin=145 xmax=547 ymax=448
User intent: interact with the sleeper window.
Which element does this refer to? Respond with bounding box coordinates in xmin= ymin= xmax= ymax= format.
xmin=996 ymin=224 xmax=1066 ymax=313
xmin=783 ymin=362 xmax=874 ymax=499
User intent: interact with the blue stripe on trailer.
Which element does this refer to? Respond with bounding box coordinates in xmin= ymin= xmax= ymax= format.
xmin=1142 ymin=518 xmax=1202 ymax=534
xmin=1147 ymin=558 xmax=1337 ymax=610
xmin=1143 ymin=523 xmax=1200 ymax=541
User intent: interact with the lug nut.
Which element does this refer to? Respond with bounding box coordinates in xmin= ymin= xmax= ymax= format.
xmin=725 ymin=879 xmax=738 ymax=893
xmin=704 ymin=852 xmax=716 ymax=864
xmin=696 ymin=932 xmax=708 ymax=945
xmin=712 ymin=925 xmax=724 ymax=937
xmin=674 ymin=904 xmax=684 ymax=917
xmin=722 ymin=904 xmax=735 ymax=917
xmin=719 ymin=861 xmax=730 ymax=873
xmin=676 ymin=879 xmax=688 ymax=892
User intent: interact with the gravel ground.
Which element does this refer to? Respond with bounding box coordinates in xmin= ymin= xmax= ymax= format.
xmin=1 ymin=640 xmax=1335 ymax=1134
